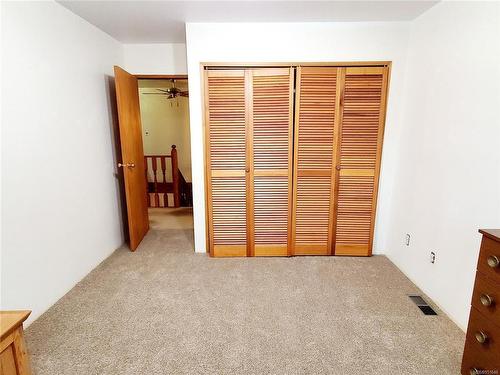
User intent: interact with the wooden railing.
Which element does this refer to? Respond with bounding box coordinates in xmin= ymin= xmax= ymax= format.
xmin=144 ymin=145 xmax=180 ymax=208
xmin=178 ymin=168 xmax=192 ymax=208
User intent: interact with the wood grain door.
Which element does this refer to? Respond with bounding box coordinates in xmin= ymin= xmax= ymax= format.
xmin=205 ymin=70 xmax=248 ymax=257
xmin=250 ymin=68 xmax=294 ymax=256
xmin=334 ymin=66 xmax=389 ymax=256
xmin=204 ymin=64 xmax=389 ymax=257
xmin=114 ymin=66 xmax=149 ymax=251
xmin=205 ymin=68 xmax=293 ymax=257
xmin=291 ymin=67 xmax=342 ymax=255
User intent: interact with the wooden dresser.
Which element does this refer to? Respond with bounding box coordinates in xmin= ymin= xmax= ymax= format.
xmin=0 ymin=310 xmax=32 ymax=375
xmin=462 ymin=229 xmax=500 ymax=375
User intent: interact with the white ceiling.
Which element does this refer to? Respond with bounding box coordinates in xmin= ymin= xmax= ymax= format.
xmin=58 ymin=1 xmax=438 ymax=43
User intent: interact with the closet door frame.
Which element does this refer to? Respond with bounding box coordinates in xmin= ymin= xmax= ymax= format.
xmin=202 ymin=62 xmax=391 ymax=257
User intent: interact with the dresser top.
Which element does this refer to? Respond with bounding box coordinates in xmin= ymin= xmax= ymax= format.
xmin=479 ymin=229 xmax=500 ymax=242
xmin=0 ymin=310 xmax=31 ymax=341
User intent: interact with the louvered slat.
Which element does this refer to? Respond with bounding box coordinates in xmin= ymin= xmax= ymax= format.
xmin=292 ymin=67 xmax=339 ymax=255
xmin=211 ymin=176 xmax=247 ymax=244
xmin=206 ymin=70 xmax=247 ymax=256
xmin=208 ymin=72 xmax=246 ymax=171
xmin=254 ymin=175 xmax=288 ymax=244
xmin=336 ymin=174 xmax=374 ymax=245
xmin=335 ymin=67 xmax=387 ymax=256
xmin=295 ymin=175 xmax=331 ymax=244
xmin=252 ymin=68 xmax=293 ymax=256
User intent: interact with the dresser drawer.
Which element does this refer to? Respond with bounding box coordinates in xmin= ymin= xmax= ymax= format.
xmin=478 ymin=237 xmax=500 ymax=283
xmin=472 ymin=272 xmax=500 ymax=327
xmin=462 ymin=341 xmax=500 ymax=375
xmin=465 ymin=307 xmax=500 ymax=362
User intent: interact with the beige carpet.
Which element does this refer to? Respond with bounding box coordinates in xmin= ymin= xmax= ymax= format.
xmin=148 ymin=207 xmax=194 ymax=230
xmin=25 ymin=228 xmax=464 ymax=375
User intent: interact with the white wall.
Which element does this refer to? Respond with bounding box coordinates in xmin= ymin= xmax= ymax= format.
xmin=1 ymin=1 xmax=124 ymax=324
xmin=385 ymin=1 xmax=500 ymax=331
xmin=185 ymin=22 xmax=411 ymax=253
xmin=123 ymin=43 xmax=187 ymax=74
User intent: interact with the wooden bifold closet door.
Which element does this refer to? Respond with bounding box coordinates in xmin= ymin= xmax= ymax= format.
xmin=205 ymin=70 xmax=247 ymax=257
xmin=334 ymin=67 xmax=388 ymax=256
xmin=205 ymin=64 xmax=389 ymax=257
xmin=291 ymin=67 xmax=341 ymax=256
xmin=292 ymin=66 xmax=388 ymax=256
xmin=205 ymin=68 xmax=294 ymax=257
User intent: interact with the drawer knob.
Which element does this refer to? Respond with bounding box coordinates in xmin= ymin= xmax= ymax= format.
xmin=487 ymin=255 xmax=499 ymax=268
xmin=475 ymin=331 xmax=488 ymax=344
xmin=480 ymin=293 xmax=493 ymax=307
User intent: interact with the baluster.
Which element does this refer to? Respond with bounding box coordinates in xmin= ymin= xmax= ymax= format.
xmin=161 ymin=156 xmax=167 ymax=208
xmin=145 ymin=156 xmax=150 ymax=207
xmin=152 ymin=157 xmax=159 ymax=208
xmin=171 ymin=145 xmax=180 ymax=208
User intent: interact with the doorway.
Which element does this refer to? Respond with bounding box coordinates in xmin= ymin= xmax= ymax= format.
xmin=137 ymin=76 xmax=193 ymax=234
xmin=113 ymin=66 xmax=195 ymax=250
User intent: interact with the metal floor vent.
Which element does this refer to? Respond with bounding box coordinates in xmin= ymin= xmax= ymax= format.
xmin=409 ymin=295 xmax=437 ymax=315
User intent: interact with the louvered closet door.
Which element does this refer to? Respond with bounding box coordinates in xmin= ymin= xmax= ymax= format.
xmin=292 ymin=67 xmax=341 ymax=255
xmin=250 ymin=68 xmax=294 ymax=256
xmin=335 ymin=67 xmax=388 ymax=256
xmin=205 ymin=70 xmax=248 ymax=257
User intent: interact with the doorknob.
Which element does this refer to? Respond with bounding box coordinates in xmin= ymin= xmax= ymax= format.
xmin=118 ymin=163 xmax=135 ymax=168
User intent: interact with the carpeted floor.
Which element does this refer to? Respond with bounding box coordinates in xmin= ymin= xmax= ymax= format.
xmin=148 ymin=207 xmax=194 ymax=230
xmin=25 ymin=227 xmax=464 ymax=374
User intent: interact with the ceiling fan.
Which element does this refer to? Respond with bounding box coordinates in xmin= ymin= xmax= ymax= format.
xmin=142 ymin=79 xmax=189 ymax=99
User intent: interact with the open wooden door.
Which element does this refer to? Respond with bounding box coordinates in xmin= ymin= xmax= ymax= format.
xmin=114 ymin=66 xmax=149 ymax=251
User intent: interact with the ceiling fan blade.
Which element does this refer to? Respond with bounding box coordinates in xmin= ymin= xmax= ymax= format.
xmin=179 ymin=92 xmax=189 ymax=97
xmin=142 ymin=93 xmax=167 ymax=95
xmin=156 ymin=88 xmax=171 ymax=93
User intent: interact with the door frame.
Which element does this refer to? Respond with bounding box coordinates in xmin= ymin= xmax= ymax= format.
xmin=135 ymin=74 xmax=188 ymax=79
xmin=128 ymin=73 xmax=190 ymax=241
xmin=201 ymin=61 xmax=392 ymax=256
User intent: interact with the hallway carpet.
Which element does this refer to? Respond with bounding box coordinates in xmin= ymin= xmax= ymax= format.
xmin=148 ymin=207 xmax=194 ymax=230
xmin=26 ymin=229 xmax=464 ymax=374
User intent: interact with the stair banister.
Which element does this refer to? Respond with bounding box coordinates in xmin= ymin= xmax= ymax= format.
xmin=171 ymin=145 xmax=180 ymax=208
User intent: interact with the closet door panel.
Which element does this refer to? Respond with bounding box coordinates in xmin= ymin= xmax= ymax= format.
xmin=292 ymin=67 xmax=340 ymax=255
xmin=335 ymin=67 xmax=388 ymax=256
xmin=251 ymin=68 xmax=294 ymax=256
xmin=206 ymin=70 xmax=247 ymax=257
xmin=205 ymin=64 xmax=389 ymax=258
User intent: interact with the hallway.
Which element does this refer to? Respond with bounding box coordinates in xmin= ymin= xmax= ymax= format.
xmin=148 ymin=207 xmax=194 ymax=231
xmin=25 ymin=228 xmax=464 ymax=374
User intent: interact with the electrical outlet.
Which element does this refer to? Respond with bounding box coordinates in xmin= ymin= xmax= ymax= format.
xmin=405 ymin=234 xmax=411 ymax=246
xmin=430 ymin=251 xmax=436 ymax=264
